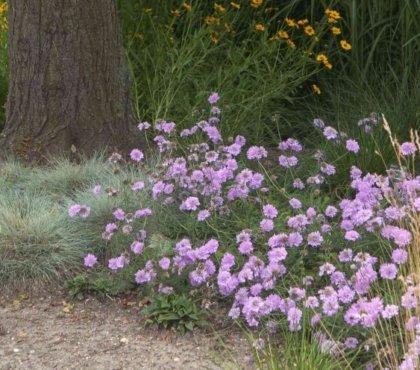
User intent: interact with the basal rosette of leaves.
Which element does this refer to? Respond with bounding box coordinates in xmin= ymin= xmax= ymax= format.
xmin=70 ymin=94 xmax=419 ymax=369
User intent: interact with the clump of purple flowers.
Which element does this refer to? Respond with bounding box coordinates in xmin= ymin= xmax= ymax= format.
xmin=73 ymin=93 xmax=420 ymax=369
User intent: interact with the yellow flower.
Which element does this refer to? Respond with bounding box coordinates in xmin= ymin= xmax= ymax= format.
xmin=287 ymin=39 xmax=296 ymax=49
xmin=304 ymin=25 xmax=315 ymax=36
xmin=331 ymin=27 xmax=341 ymax=35
xmin=171 ymin=8 xmax=181 ymax=17
xmin=214 ymin=3 xmax=226 ymax=13
xmin=230 ymin=2 xmax=241 ymax=9
xmin=340 ymin=39 xmax=352 ymax=51
xmin=312 ymin=84 xmax=321 ymax=94
xmin=255 ymin=23 xmax=265 ymax=32
xmin=204 ymin=16 xmax=220 ymax=25
xmin=316 ymin=53 xmax=333 ymax=69
xmin=285 ymin=17 xmax=299 ymax=29
xmin=224 ymin=23 xmax=234 ymax=33
xmin=182 ymin=3 xmax=192 ymax=12
xmin=250 ymin=0 xmax=263 ymax=9
xmin=325 ymin=9 xmax=341 ymax=24
xmin=316 ymin=54 xmax=328 ymax=63
xmin=278 ymin=30 xmax=289 ymax=39
xmin=297 ymin=19 xmax=309 ymax=26
xmin=210 ymin=30 xmax=219 ymax=44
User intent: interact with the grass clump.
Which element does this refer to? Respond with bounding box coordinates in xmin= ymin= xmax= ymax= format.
xmin=0 ymin=190 xmax=87 ymax=285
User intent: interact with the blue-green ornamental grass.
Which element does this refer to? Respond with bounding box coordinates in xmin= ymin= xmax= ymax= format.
xmin=69 ymin=93 xmax=420 ymax=369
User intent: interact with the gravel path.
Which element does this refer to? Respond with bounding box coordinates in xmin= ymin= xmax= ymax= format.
xmin=0 ymin=290 xmax=254 ymax=370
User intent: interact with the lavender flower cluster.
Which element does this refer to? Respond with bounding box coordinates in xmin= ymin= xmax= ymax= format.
xmin=71 ymin=93 xmax=419 ymax=369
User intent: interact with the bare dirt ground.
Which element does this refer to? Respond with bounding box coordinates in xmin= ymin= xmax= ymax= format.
xmin=0 ymin=289 xmax=255 ymax=370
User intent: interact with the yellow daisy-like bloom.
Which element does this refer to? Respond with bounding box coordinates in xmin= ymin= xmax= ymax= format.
xmin=285 ymin=17 xmax=299 ymax=29
xmin=316 ymin=54 xmax=333 ymax=69
xmin=312 ymin=84 xmax=321 ymax=94
xmin=210 ymin=30 xmax=219 ymax=44
xmin=182 ymin=3 xmax=192 ymax=12
xmin=287 ymin=39 xmax=296 ymax=49
xmin=340 ymin=40 xmax=352 ymax=51
xmin=325 ymin=9 xmax=341 ymax=20
xmin=316 ymin=54 xmax=328 ymax=63
xmin=255 ymin=23 xmax=265 ymax=32
xmin=224 ymin=23 xmax=233 ymax=33
xmin=331 ymin=26 xmax=341 ymax=35
xmin=278 ymin=30 xmax=289 ymax=39
xmin=326 ymin=9 xmax=341 ymax=24
xmin=304 ymin=25 xmax=315 ymax=36
xmin=171 ymin=8 xmax=181 ymax=17
xmin=204 ymin=16 xmax=220 ymax=25
xmin=250 ymin=0 xmax=263 ymax=9
xmin=230 ymin=2 xmax=240 ymax=9
xmin=297 ymin=19 xmax=309 ymax=26
xmin=214 ymin=3 xmax=226 ymax=13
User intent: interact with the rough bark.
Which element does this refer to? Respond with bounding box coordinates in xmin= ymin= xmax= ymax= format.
xmin=0 ymin=0 xmax=142 ymax=160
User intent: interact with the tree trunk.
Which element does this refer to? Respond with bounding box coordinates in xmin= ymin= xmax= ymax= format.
xmin=0 ymin=0 xmax=142 ymax=160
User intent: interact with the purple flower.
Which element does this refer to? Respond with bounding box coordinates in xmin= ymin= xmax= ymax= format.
xmin=235 ymin=135 xmax=246 ymax=146
xmin=263 ymin=204 xmax=278 ymax=219
xmin=313 ymin=118 xmax=325 ymax=128
xmin=108 ymin=255 xmax=130 ymax=270
xmin=197 ymin=209 xmax=211 ymax=221
xmin=134 ymin=208 xmax=153 ymax=218
xmin=338 ymin=249 xmax=353 ymax=262
xmin=307 ymin=231 xmax=323 ymax=247
xmin=93 ymin=184 xmax=101 ymax=195
xmin=287 ymin=307 xmax=302 ymax=331
xmin=130 ymin=241 xmax=144 ymax=255
xmin=130 ymin=149 xmax=144 ymax=162
xmin=239 ymin=241 xmax=254 ymax=255
xmin=323 ymin=126 xmax=338 ymax=140
xmin=68 ymin=204 xmax=81 ymax=217
xmin=137 ymin=121 xmax=151 ymax=131
xmin=346 ymin=139 xmax=360 ymax=153
xmin=113 ymin=208 xmax=125 ymax=220
xmin=320 ymin=163 xmax=336 ymax=176
xmin=345 ymin=230 xmax=360 ymax=241
xmin=279 ymin=155 xmax=298 ymax=168
xmin=293 ymin=178 xmax=305 ymax=190
xmin=325 ymin=205 xmax=338 ymax=218
xmin=400 ymin=142 xmax=417 ymax=156
xmin=379 ymin=263 xmax=398 ymax=280
xmin=289 ymin=198 xmax=302 ymax=209
xmin=159 ymin=257 xmax=171 ymax=270
xmin=132 ymin=181 xmax=145 ymax=191
xmin=288 ymin=232 xmax=303 ymax=247
xmin=78 ymin=205 xmax=91 ymax=218
xmin=208 ymin=92 xmax=220 ymax=104
xmin=382 ymin=304 xmax=399 ymax=319
xmin=392 ymin=248 xmax=408 ymax=264
xmin=343 ymin=337 xmax=359 ymax=350
xmin=180 ymin=197 xmax=200 ymax=211
xmin=260 ymin=219 xmax=274 ymax=232
xmin=84 ymin=254 xmax=97 ymax=268
xmin=247 ymin=146 xmax=268 ymax=160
